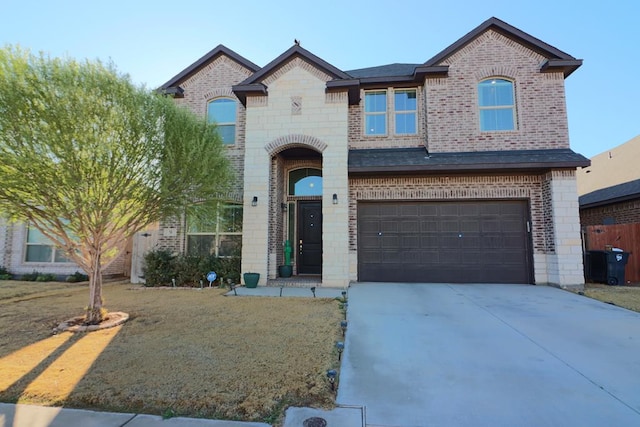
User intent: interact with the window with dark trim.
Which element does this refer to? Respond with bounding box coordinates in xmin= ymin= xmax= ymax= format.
xmin=207 ymin=98 xmax=237 ymax=144
xmin=187 ymin=204 xmax=242 ymax=257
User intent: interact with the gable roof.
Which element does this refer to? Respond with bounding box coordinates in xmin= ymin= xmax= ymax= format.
xmin=159 ymin=44 xmax=260 ymax=92
xmin=232 ymin=44 xmax=352 ymax=105
xmin=579 ymin=179 xmax=640 ymax=209
xmin=424 ymin=17 xmax=582 ymax=77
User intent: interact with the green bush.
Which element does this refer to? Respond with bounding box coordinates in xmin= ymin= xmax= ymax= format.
xmin=142 ymin=249 xmax=240 ymax=287
xmin=0 ymin=265 xmax=11 ymax=280
xmin=142 ymin=249 xmax=175 ymax=287
xmin=21 ymin=271 xmax=40 ymax=281
xmin=66 ymin=271 xmax=89 ymax=282
xmin=36 ymin=273 xmax=56 ymax=282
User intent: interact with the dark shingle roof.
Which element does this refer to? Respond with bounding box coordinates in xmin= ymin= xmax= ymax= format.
xmin=348 ymin=148 xmax=589 ymax=174
xmin=579 ymin=179 xmax=640 ymax=208
xmin=346 ymin=63 xmax=423 ymax=79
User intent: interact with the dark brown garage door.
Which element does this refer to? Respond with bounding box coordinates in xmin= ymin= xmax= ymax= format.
xmin=358 ymin=201 xmax=532 ymax=283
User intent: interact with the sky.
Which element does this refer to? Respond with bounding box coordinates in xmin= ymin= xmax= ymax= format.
xmin=2 ymin=0 xmax=638 ymax=159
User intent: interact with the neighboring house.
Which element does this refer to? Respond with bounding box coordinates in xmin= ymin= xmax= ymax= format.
xmin=578 ymin=135 xmax=640 ymax=283
xmin=151 ymin=16 xmax=588 ymax=289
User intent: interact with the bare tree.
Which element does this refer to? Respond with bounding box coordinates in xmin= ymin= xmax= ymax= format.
xmin=0 ymin=47 xmax=230 ymax=323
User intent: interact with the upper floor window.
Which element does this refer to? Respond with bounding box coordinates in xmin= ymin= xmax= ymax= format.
xmin=364 ymin=90 xmax=387 ymax=135
xmin=207 ymin=98 xmax=237 ymax=144
xmin=394 ymin=89 xmax=417 ymax=134
xmin=478 ymin=78 xmax=516 ymax=131
xmin=25 ymin=225 xmax=70 ymax=263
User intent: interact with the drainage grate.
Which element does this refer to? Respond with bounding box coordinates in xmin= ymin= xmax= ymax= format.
xmin=303 ymin=417 xmax=327 ymax=427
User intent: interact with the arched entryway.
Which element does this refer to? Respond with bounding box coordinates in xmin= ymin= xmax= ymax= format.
xmin=267 ymin=139 xmax=325 ymax=280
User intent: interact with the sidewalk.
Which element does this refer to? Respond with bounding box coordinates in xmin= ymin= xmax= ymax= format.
xmin=0 ymin=403 xmax=270 ymax=427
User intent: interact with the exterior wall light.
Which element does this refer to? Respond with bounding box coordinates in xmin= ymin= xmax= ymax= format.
xmin=332 ymin=193 xmax=338 ymax=204
xmin=251 ymin=196 xmax=258 ymax=207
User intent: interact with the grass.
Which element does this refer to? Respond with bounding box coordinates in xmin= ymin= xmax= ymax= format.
xmin=583 ymin=282 xmax=640 ymax=312
xmin=0 ymin=280 xmax=343 ymax=425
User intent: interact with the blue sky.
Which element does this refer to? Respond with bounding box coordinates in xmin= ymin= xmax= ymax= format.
xmin=2 ymin=0 xmax=638 ymax=158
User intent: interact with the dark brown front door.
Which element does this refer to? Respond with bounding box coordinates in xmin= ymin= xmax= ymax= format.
xmin=297 ymin=201 xmax=322 ymax=274
xmin=358 ymin=200 xmax=532 ymax=283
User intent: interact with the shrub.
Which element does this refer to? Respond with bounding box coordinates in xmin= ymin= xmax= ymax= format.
xmin=36 ymin=273 xmax=56 ymax=282
xmin=0 ymin=266 xmax=11 ymax=280
xmin=21 ymin=271 xmax=40 ymax=281
xmin=142 ymin=249 xmax=240 ymax=288
xmin=66 ymin=271 xmax=89 ymax=282
xmin=143 ymin=249 xmax=176 ymax=287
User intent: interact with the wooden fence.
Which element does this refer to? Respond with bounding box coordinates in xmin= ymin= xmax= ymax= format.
xmin=583 ymin=223 xmax=640 ymax=284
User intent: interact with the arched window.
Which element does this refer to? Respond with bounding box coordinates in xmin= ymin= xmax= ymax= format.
xmin=207 ymin=98 xmax=237 ymax=144
xmin=478 ymin=78 xmax=516 ymax=131
xmin=289 ymin=168 xmax=322 ymax=196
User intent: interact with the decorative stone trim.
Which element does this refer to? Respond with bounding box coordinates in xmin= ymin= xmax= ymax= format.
xmin=265 ymin=134 xmax=328 ymax=155
xmin=202 ymin=87 xmax=236 ymax=100
xmin=262 ymin=57 xmax=332 ymax=86
xmin=247 ymin=95 xmax=268 ymax=107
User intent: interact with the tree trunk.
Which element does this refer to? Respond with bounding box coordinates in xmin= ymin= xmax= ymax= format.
xmin=86 ymin=249 xmax=104 ymax=325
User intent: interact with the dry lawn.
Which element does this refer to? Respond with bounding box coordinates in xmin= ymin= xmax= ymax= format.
xmin=0 ymin=281 xmax=343 ymax=424
xmin=583 ymin=283 xmax=640 ymax=313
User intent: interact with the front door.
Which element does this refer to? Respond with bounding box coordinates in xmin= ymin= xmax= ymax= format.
xmin=297 ymin=201 xmax=322 ymax=274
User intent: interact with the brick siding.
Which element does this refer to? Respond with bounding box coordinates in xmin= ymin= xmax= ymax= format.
xmin=425 ymin=30 xmax=569 ymax=153
xmin=580 ymin=199 xmax=640 ymax=226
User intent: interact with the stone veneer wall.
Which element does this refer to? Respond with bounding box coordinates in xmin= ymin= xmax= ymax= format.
xmin=541 ymin=170 xmax=584 ymax=287
xmin=348 ymin=171 xmax=584 ymax=287
xmin=580 ymin=200 xmax=640 ymax=226
xmin=243 ymin=59 xmax=349 ymax=287
xmin=425 ymin=30 xmax=569 ymax=153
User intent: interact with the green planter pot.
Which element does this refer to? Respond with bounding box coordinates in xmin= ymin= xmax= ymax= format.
xmin=243 ymin=273 xmax=260 ymax=288
xmin=278 ymin=265 xmax=293 ymax=278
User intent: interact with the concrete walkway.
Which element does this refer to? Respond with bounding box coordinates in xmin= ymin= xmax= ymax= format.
xmin=338 ymin=283 xmax=640 ymax=427
xmin=0 ymin=402 xmax=269 ymax=427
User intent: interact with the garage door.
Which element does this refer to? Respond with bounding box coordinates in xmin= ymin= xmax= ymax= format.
xmin=357 ymin=201 xmax=532 ymax=283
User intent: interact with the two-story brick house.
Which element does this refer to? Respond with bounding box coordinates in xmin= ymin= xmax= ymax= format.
xmin=154 ymin=17 xmax=589 ymax=288
xmin=0 ymin=17 xmax=586 ymax=287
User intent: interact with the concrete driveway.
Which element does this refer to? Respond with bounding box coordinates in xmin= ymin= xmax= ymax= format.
xmin=337 ymin=283 xmax=640 ymax=427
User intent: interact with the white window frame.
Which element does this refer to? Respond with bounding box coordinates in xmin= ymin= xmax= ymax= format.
xmin=478 ymin=78 xmax=516 ymax=132
xmin=24 ymin=224 xmax=71 ymax=263
xmin=364 ymin=90 xmax=388 ymax=136
xmin=393 ymin=88 xmax=418 ymax=135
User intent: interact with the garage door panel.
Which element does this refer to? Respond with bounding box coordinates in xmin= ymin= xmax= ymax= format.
xmin=358 ymin=200 xmax=532 ymax=284
xmin=381 ymin=221 xmax=398 ymax=232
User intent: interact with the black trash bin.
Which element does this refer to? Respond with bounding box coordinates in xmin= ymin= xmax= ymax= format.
xmin=605 ymin=251 xmax=630 ymax=286
xmin=585 ymin=250 xmax=630 ymax=285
